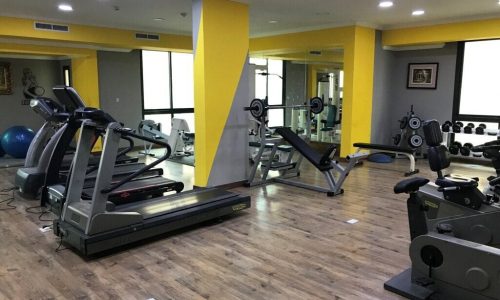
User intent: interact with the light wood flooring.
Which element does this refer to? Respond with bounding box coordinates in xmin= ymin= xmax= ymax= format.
xmin=0 ymin=156 xmax=495 ymax=300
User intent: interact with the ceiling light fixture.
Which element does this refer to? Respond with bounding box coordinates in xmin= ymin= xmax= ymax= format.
xmin=153 ymin=18 xmax=166 ymax=21
xmin=58 ymin=4 xmax=73 ymax=12
xmin=269 ymin=20 xmax=278 ymax=24
xmin=378 ymin=1 xmax=393 ymax=8
xmin=412 ymin=10 xmax=425 ymax=16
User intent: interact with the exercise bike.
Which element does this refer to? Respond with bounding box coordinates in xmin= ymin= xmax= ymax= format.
xmin=471 ymin=140 xmax=500 ymax=200
xmin=385 ymin=120 xmax=500 ymax=300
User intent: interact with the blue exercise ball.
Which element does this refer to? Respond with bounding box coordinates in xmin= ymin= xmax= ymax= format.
xmin=1 ymin=126 xmax=35 ymax=159
xmin=0 ymin=140 xmax=4 ymax=157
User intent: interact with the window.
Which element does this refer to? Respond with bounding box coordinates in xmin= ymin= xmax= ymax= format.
xmin=171 ymin=52 xmax=194 ymax=109
xmin=454 ymin=40 xmax=500 ymax=122
xmin=249 ymin=58 xmax=285 ymax=126
xmin=141 ymin=50 xmax=195 ymax=134
xmin=142 ymin=50 xmax=171 ymax=109
xmin=63 ymin=66 xmax=71 ymax=86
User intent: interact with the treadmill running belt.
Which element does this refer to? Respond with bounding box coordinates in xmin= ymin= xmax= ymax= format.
xmin=115 ymin=188 xmax=238 ymax=219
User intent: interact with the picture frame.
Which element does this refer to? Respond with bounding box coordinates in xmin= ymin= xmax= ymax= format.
xmin=407 ymin=63 xmax=439 ymax=89
xmin=0 ymin=62 xmax=13 ymax=95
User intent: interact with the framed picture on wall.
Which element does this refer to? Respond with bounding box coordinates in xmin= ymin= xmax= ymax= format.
xmin=0 ymin=62 xmax=13 ymax=95
xmin=407 ymin=63 xmax=439 ymax=89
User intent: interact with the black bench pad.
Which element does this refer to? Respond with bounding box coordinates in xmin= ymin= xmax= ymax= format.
xmin=353 ymin=143 xmax=415 ymax=154
xmin=274 ymin=127 xmax=332 ymax=171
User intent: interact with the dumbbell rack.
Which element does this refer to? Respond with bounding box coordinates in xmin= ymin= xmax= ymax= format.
xmin=442 ymin=125 xmax=500 ymax=160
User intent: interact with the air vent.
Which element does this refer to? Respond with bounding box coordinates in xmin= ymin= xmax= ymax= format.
xmin=135 ymin=33 xmax=160 ymax=41
xmin=309 ymin=50 xmax=322 ymax=56
xmin=34 ymin=21 xmax=69 ymax=32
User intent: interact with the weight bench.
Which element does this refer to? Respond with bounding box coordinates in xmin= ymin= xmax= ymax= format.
xmin=268 ymin=127 xmax=367 ymax=196
xmin=353 ymin=142 xmax=419 ymax=177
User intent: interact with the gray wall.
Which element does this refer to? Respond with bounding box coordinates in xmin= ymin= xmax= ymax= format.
xmin=284 ymin=61 xmax=307 ymax=126
xmin=371 ymin=31 xmax=396 ymax=144
xmin=97 ymin=50 xmax=143 ymax=129
xmin=0 ymin=57 xmax=61 ymax=133
xmin=371 ymin=32 xmax=458 ymax=144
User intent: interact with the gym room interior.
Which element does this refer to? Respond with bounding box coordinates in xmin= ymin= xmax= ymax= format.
xmin=1 ymin=0 xmax=500 ymax=299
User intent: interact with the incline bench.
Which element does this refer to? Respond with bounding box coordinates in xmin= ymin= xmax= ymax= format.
xmin=265 ymin=127 xmax=367 ymax=196
xmin=353 ymin=143 xmax=419 ymax=177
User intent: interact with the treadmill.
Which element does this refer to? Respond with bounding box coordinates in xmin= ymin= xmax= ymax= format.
xmin=16 ymin=93 xmax=143 ymax=196
xmin=53 ymin=103 xmax=250 ymax=256
xmin=37 ymin=87 xmax=184 ymax=212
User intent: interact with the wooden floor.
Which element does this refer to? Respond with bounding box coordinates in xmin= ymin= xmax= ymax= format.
xmin=0 ymin=156 xmax=495 ymax=300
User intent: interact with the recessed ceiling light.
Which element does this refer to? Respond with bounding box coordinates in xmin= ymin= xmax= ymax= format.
xmin=58 ymin=4 xmax=73 ymax=12
xmin=379 ymin=1 xmax=393 ymax=8
xmin=412 ymin=10 xmax=425 ymax=16
xmin=153 ymin=17 xmax=165 ymax=21
xmin=269 ymin=20 xmax=278 ymax=24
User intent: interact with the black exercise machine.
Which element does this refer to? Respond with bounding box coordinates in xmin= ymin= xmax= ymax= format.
xmin=38 ymin=87 xmax=183 ymax=214
xmin=52 ymin=101 xmax=250 ymax=256
xmin=385 ymin=120 xmax=500 ymax=299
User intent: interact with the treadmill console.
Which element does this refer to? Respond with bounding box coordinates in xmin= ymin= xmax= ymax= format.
xmin=53 ymin=85 xmax=86 ymax=112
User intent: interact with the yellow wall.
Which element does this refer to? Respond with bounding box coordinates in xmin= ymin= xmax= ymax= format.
xmin=250 ymin=25 xmax=375 ymax=156
xmin=193 ymin=0 xmax=249 ymax=186
xmin=383 ymin=17 xmax=500 ymax=46
xmin=0 ymin=16 xmax=191 ymax=51
xmin=71 ymin=51 xmax=99 ymax=108
xmin=342 ymin=27 xmax=375 ymax=154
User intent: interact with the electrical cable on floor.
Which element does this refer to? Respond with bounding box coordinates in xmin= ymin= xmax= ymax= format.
xmin=55 ymin=237 xmax=67 ymax=252
xmin=0 ymin=187 xmax=17 ymax=210
xmin=25 ymin=205 xmax=54 ymax=222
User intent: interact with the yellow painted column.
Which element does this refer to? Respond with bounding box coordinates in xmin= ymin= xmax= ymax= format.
xmin=71 ymin=50 xmax=99 ymax=108
xmin=307 ymin=65 xmax=318 ymax=99
xmin=341 ymin=27 xmax=376 ymax=157
xmin=192 ymin=0 xmax=249 ymax=186
xmin=71 ymin=50 xmax=101 ymax=151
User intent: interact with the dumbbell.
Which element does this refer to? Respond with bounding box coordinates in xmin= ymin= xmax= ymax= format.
xmin=460 ymin=142 xmax=473 ymax=156
xmin=441 ymin=121 xmax=452 ymax=133
xmin=464 ymin=123 xmax=475 ymax=134
xmin=452 ymin=121 xmax=464 ymax=133
xmin=449 ymin=141 xmax=462 ymax=155
xmin=476 ymin=123 xmax=487 ymax=135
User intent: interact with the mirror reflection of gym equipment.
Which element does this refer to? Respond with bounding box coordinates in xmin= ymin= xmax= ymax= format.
xmin=313 ymin=70 xmax=343 ymax=144
xmin=138 ymin=118 xmax=194 ymax=158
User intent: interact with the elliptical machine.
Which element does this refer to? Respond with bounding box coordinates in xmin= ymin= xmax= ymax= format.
xmin=385 ymin=120 xmax=500 ymax=300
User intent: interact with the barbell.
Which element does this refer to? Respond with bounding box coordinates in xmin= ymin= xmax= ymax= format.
xmin=244 ymin=97 xmax=324 ymax=119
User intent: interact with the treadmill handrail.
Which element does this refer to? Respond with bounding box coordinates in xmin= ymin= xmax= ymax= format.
xmin=84 ymin=135 xmax=135 ymax=175
xmin=100 ymin=128 xmax=172 ymax=194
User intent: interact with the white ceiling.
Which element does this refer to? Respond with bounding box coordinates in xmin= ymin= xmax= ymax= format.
xmin=0 ymin=0 xmax=500 ymax=37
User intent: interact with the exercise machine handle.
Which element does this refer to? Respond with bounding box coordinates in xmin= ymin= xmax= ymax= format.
xmin=100 ymin=129 xmax=172 ymax=194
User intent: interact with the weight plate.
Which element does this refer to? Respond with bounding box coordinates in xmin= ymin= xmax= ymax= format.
xmin=399 ymin=116 xmax=408 ymax=129
xmin=393 ymin=133 xmax=401 ymax=145
xmin=408 ymin=117 xmax=422 ymax=130
xmin=408 ymin=134 xmax=423 ymax=148
xmin=309 ymin=97 xmax=324 ymax=115
xmin=249 ymin=98 xmax=265 ymax=119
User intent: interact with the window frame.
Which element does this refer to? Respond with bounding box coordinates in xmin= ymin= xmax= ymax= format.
xmin=141 ymin=50 xmax=195 ymax=124
xmin=452 ymin=41 xmax=500 ymax=123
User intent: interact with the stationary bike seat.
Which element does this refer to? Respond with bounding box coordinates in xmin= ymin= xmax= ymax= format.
xmin=394 ymin=177 xmax=429 ymax=194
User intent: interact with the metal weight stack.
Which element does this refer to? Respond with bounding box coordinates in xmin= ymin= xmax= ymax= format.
xmin=392 ymin=105 xmax=424 ymax=157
